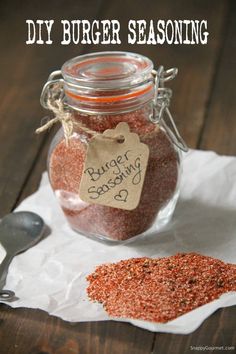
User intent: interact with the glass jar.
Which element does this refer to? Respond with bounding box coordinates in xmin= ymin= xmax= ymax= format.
xmin=40 ymin=51 xmax=187 ymax=243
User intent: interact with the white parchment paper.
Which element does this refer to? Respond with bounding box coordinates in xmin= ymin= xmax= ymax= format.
xmin=0 ymin=149 xmax=236 ymax=334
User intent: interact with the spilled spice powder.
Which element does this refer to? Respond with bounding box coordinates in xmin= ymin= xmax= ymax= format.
xmin=86 ymin=253 xmax=236 ymax=323
xmin=49 ymin=106 xmax=179 ymax=241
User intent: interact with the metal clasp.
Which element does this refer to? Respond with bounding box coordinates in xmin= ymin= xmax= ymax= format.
xmin=150 ymin=67 xmax=188 ymax=152
xmin=40 ymin=70 xmax=65 ymax=109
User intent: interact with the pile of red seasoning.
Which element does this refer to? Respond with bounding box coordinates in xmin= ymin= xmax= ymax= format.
xmin=87 ymin=253 xmax=236 ymax=323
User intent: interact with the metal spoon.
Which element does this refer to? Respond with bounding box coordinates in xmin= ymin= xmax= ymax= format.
xmin=0 ymin=211 xmax=45 ymax=302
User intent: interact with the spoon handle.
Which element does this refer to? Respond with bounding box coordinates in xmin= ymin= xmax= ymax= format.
xmin=0 ymin=253 xmax=14 ymax=289
xmin=0 ymin=253 xmax=16 ymax=301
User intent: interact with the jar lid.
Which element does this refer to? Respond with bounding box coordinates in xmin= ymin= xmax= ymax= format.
xmin=60 ymin=51 xmax=154 ymax=114
xmin=62 ymin=51 xmax=153 ymax=90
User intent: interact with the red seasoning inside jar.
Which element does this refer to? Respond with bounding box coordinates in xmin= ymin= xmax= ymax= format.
xmin=45 ymin=52 xmax=182 ymax=242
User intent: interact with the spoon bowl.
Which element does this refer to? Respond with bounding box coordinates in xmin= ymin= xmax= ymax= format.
xmin=0 ymin=211 xmax=45 ymax=253
xmin=0 ymin=211 xmax=45 ymax=301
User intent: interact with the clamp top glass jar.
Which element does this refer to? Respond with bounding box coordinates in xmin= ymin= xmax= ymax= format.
xmin=39 ymin=51 xmax=187 ymax=244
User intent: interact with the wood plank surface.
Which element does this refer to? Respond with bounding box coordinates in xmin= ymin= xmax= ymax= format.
xmin=0 ymin=0 xmax=235 ymax=353
xmin=0 ymin=305 xmax=154 ymax=354
xmin=0 ymin=0 xmax=103 ymax=216
xmin=198 ymin=0 xmax=236 ymax=154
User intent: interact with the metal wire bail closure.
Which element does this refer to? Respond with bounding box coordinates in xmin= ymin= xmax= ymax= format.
xmin=40 ymin=70 xmax=65 ymax=110
xmin=150 ymin=67 xmax=188 ymax=152
xmin=40 ymin=65 xmax=188 ymax=153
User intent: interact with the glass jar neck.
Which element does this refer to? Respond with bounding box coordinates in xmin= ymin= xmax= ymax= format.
xmin=63 ymin=83 xmax=154 ymax=115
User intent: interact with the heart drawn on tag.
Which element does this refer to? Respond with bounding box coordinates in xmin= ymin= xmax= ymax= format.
xmin=114 ymin=189 xmax=128 ymax=203
xmin=79 ymin=122 xmax=150 ymax=210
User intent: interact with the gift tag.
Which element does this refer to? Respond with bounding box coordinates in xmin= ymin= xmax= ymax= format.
xmin=79 ymin=122 xmax=150 ymax=210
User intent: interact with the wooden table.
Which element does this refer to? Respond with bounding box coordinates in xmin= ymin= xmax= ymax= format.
xmin=0 ymin=0 xmax=235 ymax=353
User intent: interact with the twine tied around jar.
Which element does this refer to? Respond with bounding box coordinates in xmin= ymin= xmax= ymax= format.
xmin=35 ymin=98 xmax=74 ymax=145
xmin=35 ymin=99 xmax=101 ymax=146
xmin=36 ymin=82 xmax=121 ymax=145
